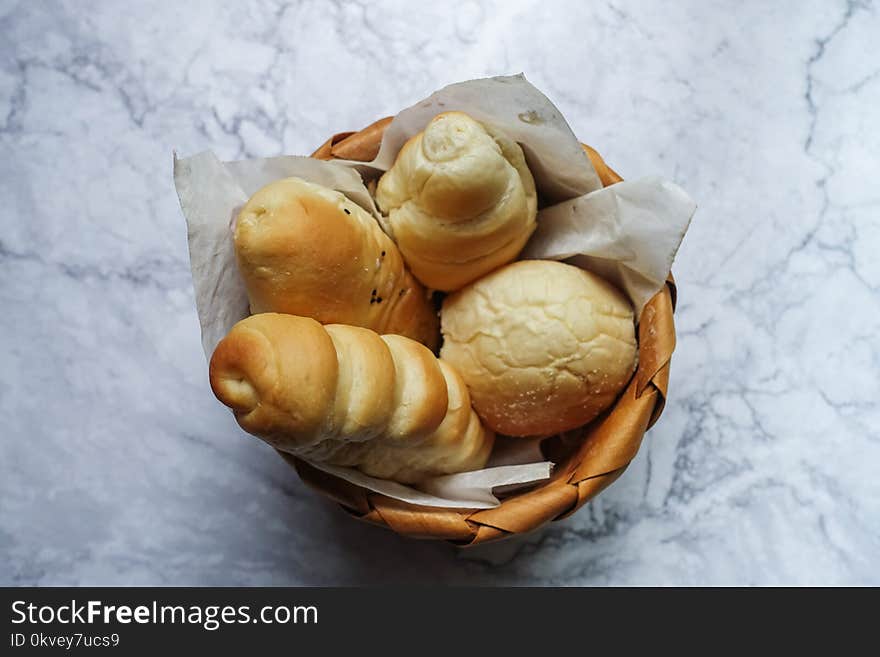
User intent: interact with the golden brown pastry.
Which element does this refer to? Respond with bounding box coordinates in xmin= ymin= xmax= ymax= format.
xmin=375 ymin=112 xmax=538 ymax=291
xmin=209 ymin=313 xmax=494 ymax=483
xmin=234 ymin=176 xmax=439 ymax=350
xmin=441 ymin=260 xmax=637 ymax=437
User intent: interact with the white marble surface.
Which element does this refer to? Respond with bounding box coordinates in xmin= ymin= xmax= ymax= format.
xmin=2 ymin=0 xmax=878 ymax=586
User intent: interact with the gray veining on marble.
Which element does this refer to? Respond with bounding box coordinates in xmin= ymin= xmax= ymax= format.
xmin=1 ymin=0 xmax=878 ymax=586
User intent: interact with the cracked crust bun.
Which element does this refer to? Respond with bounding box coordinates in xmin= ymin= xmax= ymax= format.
xmin=440 ymin=260 xmax=637 ymax=436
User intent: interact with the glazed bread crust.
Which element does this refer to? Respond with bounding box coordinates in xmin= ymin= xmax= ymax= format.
xmin=234 ymin=177 xmax=439 ymax=349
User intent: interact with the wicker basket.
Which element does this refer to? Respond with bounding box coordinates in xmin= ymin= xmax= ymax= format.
xmin=276 ymin=117 xmax=677 ymax=546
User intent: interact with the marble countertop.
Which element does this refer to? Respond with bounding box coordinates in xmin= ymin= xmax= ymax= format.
xmin=2 ymin=0 xmax=877 ymax=586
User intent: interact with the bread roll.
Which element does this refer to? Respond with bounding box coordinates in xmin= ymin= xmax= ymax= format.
xmin=209 ymin=313 xmax=493 ymax=483
xmin=234 ymin=177 xmax=439 ymax=350
xmin=375 ymin=112 xmax=537 ymax=291
xmin=441 ymin=260 xmax=637 ymax=436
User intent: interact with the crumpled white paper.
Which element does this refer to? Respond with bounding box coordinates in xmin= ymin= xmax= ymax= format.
xmin=173 ymin=73 xmax=695 ymax=509
xmin=522 ymin=176 xmax=696 ymax=315
xmin=308 ymin=461 xmax=554 ymax=510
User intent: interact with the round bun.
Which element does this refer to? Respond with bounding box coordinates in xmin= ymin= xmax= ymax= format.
xmin=375 ymin=112 xmax=537 ymax=292
xmin=440 ymin=260 xmax=637 ymax=436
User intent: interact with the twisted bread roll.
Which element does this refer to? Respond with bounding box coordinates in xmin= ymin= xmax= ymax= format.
xmin=209 ymin=313 xmax=494 ymax=483
xmin=375 ymin=112 xmax=538 ymax=291
xmin=234 ymin=177 xmax=439 ymax=349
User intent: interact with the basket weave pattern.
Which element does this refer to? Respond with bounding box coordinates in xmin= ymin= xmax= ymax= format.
xmin=276 ymin=118 xmax=677 ymax=545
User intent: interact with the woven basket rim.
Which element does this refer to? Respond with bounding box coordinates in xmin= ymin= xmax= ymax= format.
xmin=281 ymin=117 xmax=677 ymax=546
